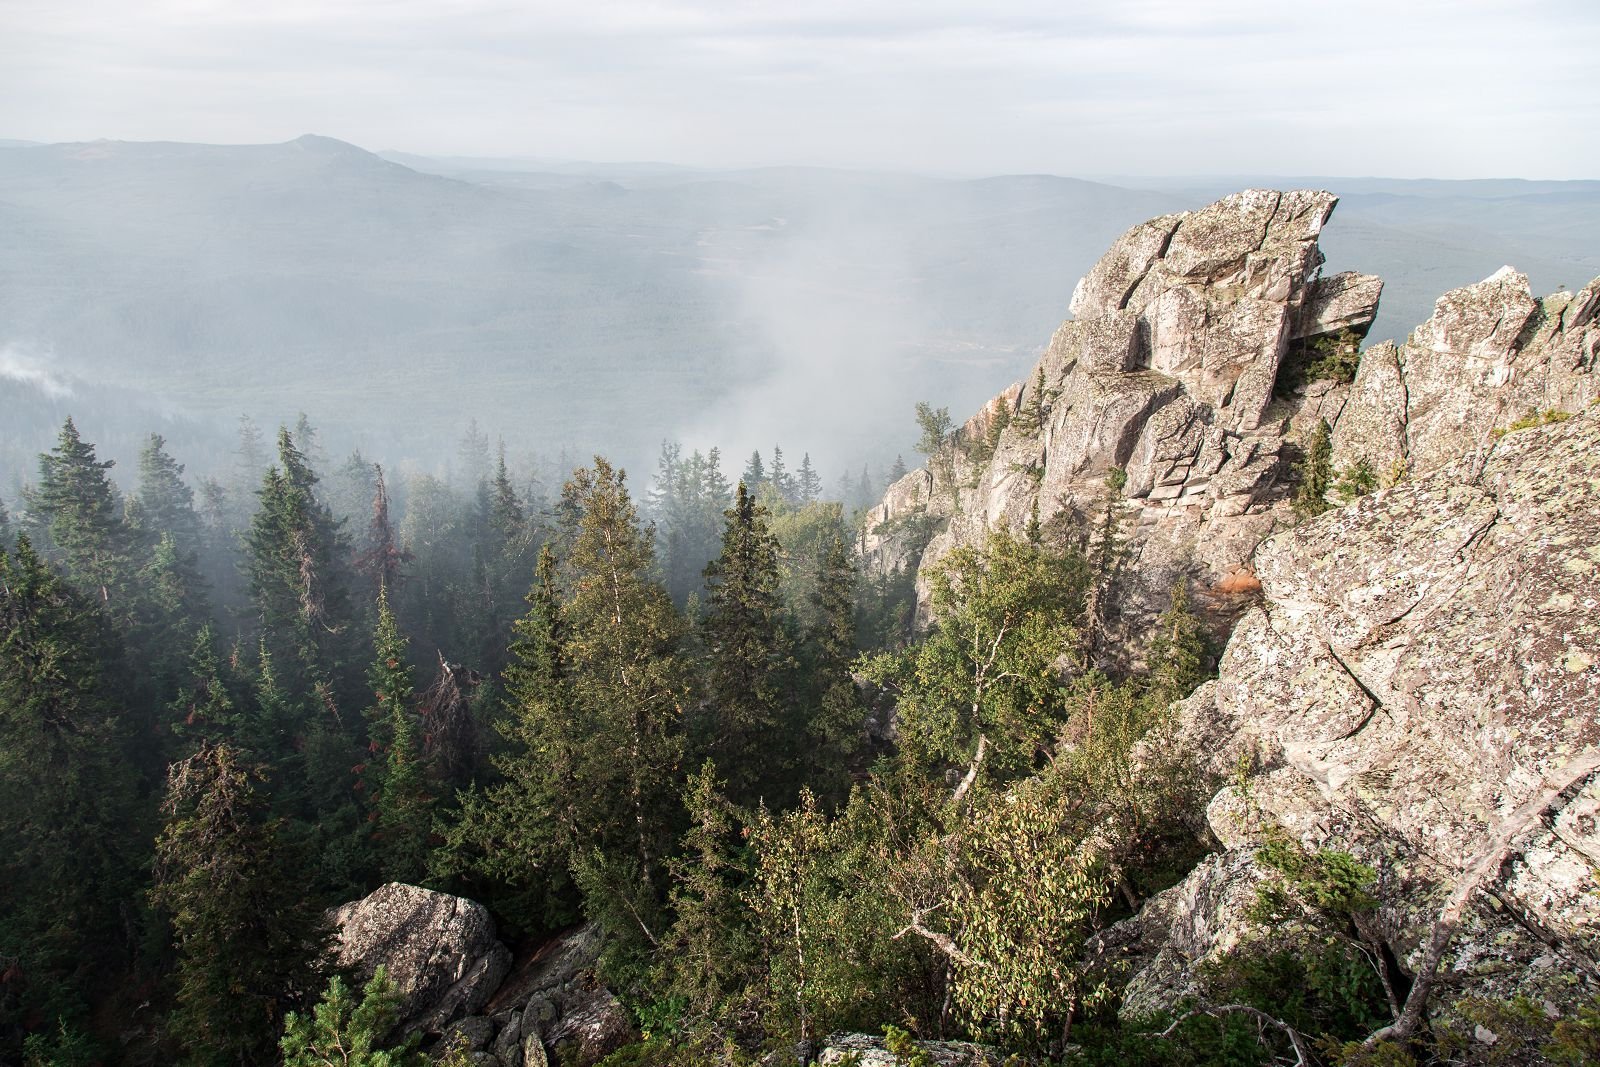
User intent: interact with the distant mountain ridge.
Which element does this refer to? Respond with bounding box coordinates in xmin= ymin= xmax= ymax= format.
xmin=0 ymin=134 xmax=1594 ymax=483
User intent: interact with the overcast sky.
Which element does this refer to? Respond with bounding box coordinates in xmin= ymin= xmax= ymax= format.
xmin=3 ymin=0 xmax=1596 ymax=178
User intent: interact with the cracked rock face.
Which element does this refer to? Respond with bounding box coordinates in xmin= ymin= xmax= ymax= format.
xmin=862 ymin=189 xmax=1600 ymax=645
xmin=1099 ymin=411 xmax=1600 ymax=1019
xmin=328 ymin=882 xmax=513 ymax=1036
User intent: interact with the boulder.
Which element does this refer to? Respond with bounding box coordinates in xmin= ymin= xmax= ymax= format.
xmin=327 ymin=883 xmax=512 ymax=1036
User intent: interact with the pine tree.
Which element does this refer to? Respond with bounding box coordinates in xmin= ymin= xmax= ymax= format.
xmin=280 ymin=968 xmax=426 ymax=1067
xmin=244 ymin=428 xmax=355 ymax=704
xmin=795 ymin=453 xmax=822 ymax=505
xmin=130 ymin=434 xmax=202 ymax=557
xmin=1292 ymin=419 xmax=1335 ymax=520
xmin=151 ymin=740 xmax=328 ymax=1066
xmin=26 ymin=418 xmax=138 ymax=605
xmin=366 ymin=589 xmax=430 ymax=884
xmin=0 ymin=494 xmax=11 ymax=549
xmin=559 ymin=458 xmax=687 ymax=888
xmin=488 ymin=445 xmax=525 ymax=543
xmin=457 ymin=419 xmax=491 ymax=490
xmin=170 ymin=624 xmax=247 ymax=751
xmin=1146 ymin=576 xmax=1209 ymax=705
xmin=741 ymin=450 xmax=767 ymax=492
xmin=888 ymin=455 xmax=908 ymax=484
xmin=353 ymin=464 xmax=409 ymax=599
xmin=699 ymin=482 xmax=795 ymax=804
xmin=804 ymin=534 xmax=864 ymax=803
xmin=769 ymin=446 xmax=792 ymax=504
xmin=0 ymin=538 xmax=146 ymax=1050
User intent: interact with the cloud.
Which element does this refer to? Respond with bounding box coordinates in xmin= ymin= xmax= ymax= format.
xmin=0 ymin=345 xmax=75 ymax=399
xmin=1 ymin=1 xmax=1596 ymax=177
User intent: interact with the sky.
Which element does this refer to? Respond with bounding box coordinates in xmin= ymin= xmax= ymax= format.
xmin=3 ymin=0 xmax=1597 ymax=178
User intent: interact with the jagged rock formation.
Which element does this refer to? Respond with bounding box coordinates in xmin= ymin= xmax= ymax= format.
xmin=328 ymin=883 xmax=512 ymax=1036
xmin=438 ymin=923 xmax=632 ymax=1067
xmin=1097 ymin=409 xmax=1600 ymax=1021
xmin=861 ymin=190 xmax=1600 ymax=638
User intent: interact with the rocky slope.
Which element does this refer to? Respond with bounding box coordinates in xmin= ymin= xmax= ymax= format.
xmin=861 ymin=189 xmax=1600 ymax=1030
xmin=861 ymin=189 xmax=1600 ymax=635
xmin=1101 ymin=407 xmax=1600 ymax=1024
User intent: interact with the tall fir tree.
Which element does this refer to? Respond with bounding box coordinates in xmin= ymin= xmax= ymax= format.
xmin=151 ymin=740 xmax=328 ymax=1066
xmin=0 ymin=538 xmax=148 ymax=1053
xmin=699 ymin=482 xmax=795 ymax=805
xmin=441 ymin=545 xmax=584 ymax=922
xmin=795 ymin=453 xmax=822 ymax=505
xmin=170 ymin=624 xmax=247 ymax=753
xmin=365 ymin=589 xmax=430 ymax=884
xmin=130 ymin=434 xmax=203 ymax=559
xmin=1293 ymin=418 xmax=1335 ymax=520
xmin=769 ymin=446 xmax=792 ymax=504
xmin=741 ymin=450 xmax=767 ymax=492
xmin=243 ymin=428 xmax=355 ymax=706
xmin=353 ymin=464 xmax=409 ymax=601
xmin=1146 ymin=576 xmax=1209 ymax=705
xmin=802 ymin=534 xmax=864 ymax=804
xmin=558 ymin=458 xmax=688 ymax=890
xmin=26 ymin=418 xmax=139 ymax=605
xmin=888 ymin=455 xmax=908 ymax=483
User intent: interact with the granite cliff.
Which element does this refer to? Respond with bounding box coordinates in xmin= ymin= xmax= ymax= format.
xmin=862 ymin=190 xmax=1600 ymax=1036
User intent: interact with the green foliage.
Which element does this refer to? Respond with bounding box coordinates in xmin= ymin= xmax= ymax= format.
xmin=0 ymin=538 xmax=147 ymax=1050
xmin=657 ymin=764 xmax=759 ymax=1018
xmin=698 ymin=484 xmax=798 ymax=804
xmin=882 ymin=1024 xmax=933 ymax=1066
xmin=1491 ymin=407 xmax=1574 ymax=439
xmin=1334 ymin=456 xmax=1379 ymax=502
xmin=19 ymin=1020 xmax=100 ymax=1067
xmin=863 ymin=526 xmax=1088 ymax=786
xmin=279 ymin=967 xmax=426 ymax=1067
xmin=942 ymin=776 xmax=1114 ymax=1043
xmin=1201 ymin=945 xmax=1389 ymax=1044
xmin=152 ymin=740 xmax=329 ymax=1065
xmin=1277 ymin=328 xmax=1363 ymax=394
xmin=25 ymin=418 xmax=141 ymax=606
xmin=364 ymin=589 xmax=431 ymax=884
xmin=1250 ymin=831 xmax=1378 ymax=920
xmin=1146 ymin=577 xmax=1210 ymax=706
xmin=1012 ymin=367 xmax=1055 ymax=435
xmin=1291 ymin=419 xmax=1335 ymax=521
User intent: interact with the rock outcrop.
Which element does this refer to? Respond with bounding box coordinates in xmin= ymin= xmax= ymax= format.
xmin=816 ymin=1032 xmax=1004 ymax=1066
xmin=1095 ymin=409 xmax=1600 ymax=1021
xmin=328 ymin=883 xmax=513 ymax=1036
xmin=861 ymin=189 xmax=1600 ymax=639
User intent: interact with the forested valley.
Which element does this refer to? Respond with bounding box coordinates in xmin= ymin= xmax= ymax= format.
xmin=0 ymin=405 xmax=1268 ymax=1067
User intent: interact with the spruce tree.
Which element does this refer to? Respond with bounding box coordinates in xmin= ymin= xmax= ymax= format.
xmin=27 ymin=418 xmax=138 ymax=605
xmin=795 ymin=453 xmax=822 ymax=505
xmin=769 ymin=446 xmax=791 ymax=504
xmin=170 ymin=624 xmax=248 ymax=752
xmin=366 ymin=589 xmax=430 ymax=884
xmin=804 ymin=534 xmax=864 ymax=803
xmin=353 ymin=464 xmax=409 ymax=600
xmin=488 ymin=446 xmax=525 ymax=543
xmin=0 ymin=538 xmax=146 ymax=1050
xmin=1292 ymin=419 xmax=1335 ymax=520
xmin=559 ymin=458 xmax=687 ymax=888
xmin=1146 ymin=576 xmax=1209 ymax=705
xmin=1083 ymin=467 xmax=1129 ymax=669
xmin=151 ymin=740 xmax=328 ymax=1066
xmin=244 ymin=429 xmax=355 ymax=704
xmin=699 ymin=482 xmax=795 ymax=804
xmin=441 ymin=545 xmax=583 ymax=921
xmin=130 ymin=433 xmax=202 ymax=557
xmin=888 ymin=455 xmax=908 ymax=483
xmin=0 ymin=494 xmax=11 ymax=549
xmin=741 ymin=450 xmax=766 ymax=492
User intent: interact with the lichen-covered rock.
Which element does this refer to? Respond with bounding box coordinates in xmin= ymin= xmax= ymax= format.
xmin=328 ymin=883 xmax=513 ymax=1036
xmin=864 ymin=187 xmax=1600 ymax=651
xmin=816 ymin=1032 xmax=1004 ymax=1066
xmin=1099 ymin=410 xmax=1600 ymax=1019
